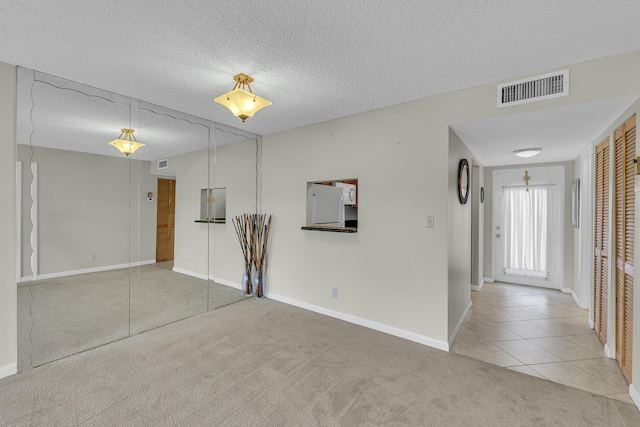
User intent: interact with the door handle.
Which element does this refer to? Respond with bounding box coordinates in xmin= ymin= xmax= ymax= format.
xmin=496 ymin=234 xmax=501 ymax=238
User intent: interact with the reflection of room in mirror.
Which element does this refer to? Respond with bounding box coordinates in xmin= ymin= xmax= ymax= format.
xmin=198 ymin=188 xmax=226 ymax=222
xmin=15 ymin=66 xmax=263 ymax=372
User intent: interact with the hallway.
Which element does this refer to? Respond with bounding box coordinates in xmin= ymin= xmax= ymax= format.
xmin=451 ymin=282 xmax=634 ymax=405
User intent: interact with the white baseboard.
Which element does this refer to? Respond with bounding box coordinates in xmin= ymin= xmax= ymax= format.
xmin=588 ymin=318 xmax=594 ymax=329
xmin=561 ymin=287 xmax=575 ymax=301
xmin=0 ymin=362 xmax=17 ymax=379
xmin=210 ymin=276 xmax=242 ymax=290
xmin=604 ymin=343 xmax=611 ymax=358
xmin=267 ymin=292 xmax=450 ymax=352
xmin=471 ymin=278 xmax=485 ymax=291
xmin=20 ymin=260 xmax=156 ymax=282
xmin=449 ymin=300 xmax=472 ymax=348
xmin=172 ymin=267 xmax=208 ymax=281
xmin=172 ymin=269 xmax=243 ymax=291
xmin=630 ymin=384 xmax=640 ymax=412
xmin=484 ymin=277 xmax=495 ymax=283
xmin=571 ymin=290 xmax=587 ymax=309
xmin=565 ymin=289 xmax=589 ymax=309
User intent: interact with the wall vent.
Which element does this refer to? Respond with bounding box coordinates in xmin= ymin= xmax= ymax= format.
xmin=158 ymin=159 xmax=168 ymax=169
xmin=497 ymin=70 xmax=569 ymax=108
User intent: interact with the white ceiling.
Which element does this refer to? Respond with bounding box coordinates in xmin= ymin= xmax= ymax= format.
xmin=2 ymin=1 xmax=640 ymax=164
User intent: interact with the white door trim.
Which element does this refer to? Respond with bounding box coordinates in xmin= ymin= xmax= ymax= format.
xmin=492 ymin=166 xmax=565 ymax=289
xmin=579 ymin=144 xmax=595 ymax=311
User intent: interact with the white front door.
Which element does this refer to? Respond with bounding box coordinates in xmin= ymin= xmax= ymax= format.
xmin=493 ymin=166 xmax=564 ymax=289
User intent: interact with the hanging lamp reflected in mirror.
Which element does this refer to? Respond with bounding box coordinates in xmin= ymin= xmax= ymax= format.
xmin=109 ymin=128 xmax=144 ymax=156
xmin=214 ymin=73 xmax=272 ymax=122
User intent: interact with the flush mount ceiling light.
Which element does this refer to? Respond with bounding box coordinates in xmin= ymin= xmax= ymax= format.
xmin=214 ymin=73 xmax=272 ymax=122
xmin=109 ymin=128 xmax=144 ymax=156
xmin=514 ymin=148 xmax=542 ymax=158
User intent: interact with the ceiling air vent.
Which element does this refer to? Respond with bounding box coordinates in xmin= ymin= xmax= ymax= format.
xmin=497 ymin=70 xmax=569 ymax=108
xmin=158 ymin=159 xmax=168 ymax=169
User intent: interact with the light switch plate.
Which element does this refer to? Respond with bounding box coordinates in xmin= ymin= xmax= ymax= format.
xmin=426 ymin=215 xmax=435 ymax=228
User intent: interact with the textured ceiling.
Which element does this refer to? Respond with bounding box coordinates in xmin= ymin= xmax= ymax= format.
xmin=2 ymin=1 xmax=640 ymax=155
xmin=16 ymin=69 xmax=258 ymax=161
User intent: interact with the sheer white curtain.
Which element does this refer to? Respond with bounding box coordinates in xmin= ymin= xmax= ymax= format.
xmin=502 ymin=186 xmax=550 ymax=275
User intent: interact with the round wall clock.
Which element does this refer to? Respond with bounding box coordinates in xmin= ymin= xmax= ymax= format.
xmin=458 ymin=159 xmax=469 ymax=205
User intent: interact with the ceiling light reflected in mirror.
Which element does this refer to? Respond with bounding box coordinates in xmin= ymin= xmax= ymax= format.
xmin=109 ymin=128 xmax=144 ymax=156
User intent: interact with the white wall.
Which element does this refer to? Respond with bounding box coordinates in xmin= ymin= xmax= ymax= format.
xmin=171 ymin=148 xmax=210 ymax=278
xmin=471 ymin=161 xmax=484 ymax=288
xmin=130 ymin=159 xmax=159 ymax=265
xmin=0 ymin=62 xmax=17 ymax=377
xmin=448 ymin=129 xmax=478 ymax=338
xmin=16 ymin=146 xmax=157 ymax=278
xmin=169 ymin=137 xmax=262 ymax=286
xmin=262 ymin=50 xmax=640 ymax=349
xmin=210 ymin=138 xmax=262 ymax=285
xmin=572 ymin=156 xmax=581 ymax=294
xmin=262 ymin=106 xmax=451 ymax=345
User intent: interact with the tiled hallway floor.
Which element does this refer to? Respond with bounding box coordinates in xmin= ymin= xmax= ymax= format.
xmin=451 ymin=281 xmax=634 ymax=405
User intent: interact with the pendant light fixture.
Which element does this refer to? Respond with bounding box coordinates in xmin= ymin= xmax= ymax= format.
xmin=109 ymin=128 xmax=144 ymax=156
xmin=214 ymin=73 xmax=272 ymax=122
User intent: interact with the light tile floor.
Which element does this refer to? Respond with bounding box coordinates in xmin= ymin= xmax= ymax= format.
xmin=451 ymin=281 xmax=634 ymax=405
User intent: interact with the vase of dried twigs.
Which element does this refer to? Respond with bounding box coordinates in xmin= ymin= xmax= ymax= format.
xmin=253 ymin=267 xmax=266 ymax=299
xmin=233 ymin=214 xmax=254 ymax=296
xmin=234 ymin=213 xmax=273 ymax=299
xmin=241 ymin=267 xmax=252 ymax=295
xmin=250 ymin=214 xmax=272 ymax=299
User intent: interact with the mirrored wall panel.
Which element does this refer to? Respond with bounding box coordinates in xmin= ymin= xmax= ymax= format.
xmin=16 ymin=67 xmax=260 ymax=370
xmin=208 ymin=124 xmax=262 ymax=309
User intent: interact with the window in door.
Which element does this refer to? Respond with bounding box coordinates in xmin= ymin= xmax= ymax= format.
xmin=502 ymin=185 xmax=550 ymax=280
xmin=493 ymin=166 xmax=564 ymax=289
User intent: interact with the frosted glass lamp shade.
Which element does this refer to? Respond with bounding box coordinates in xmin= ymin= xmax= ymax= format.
xmin=109 ymin=128 xmax=144 ymax=156
xmin=514 ymin=148 xmax=541 ymax=158
xmin=214 ymin=88 xmax=272 ymax=122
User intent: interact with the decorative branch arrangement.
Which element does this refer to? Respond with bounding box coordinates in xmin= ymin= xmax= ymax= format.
xmin=232 ymin=214 xmax=254 ymax=295
xmin=251 ymin=214 xmax=273 ymax=298
xmin=232 ymin=213 xmax=273 ymax=298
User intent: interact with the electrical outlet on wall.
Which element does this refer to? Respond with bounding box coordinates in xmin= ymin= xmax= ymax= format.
xmin=332 ymin=288 xmax=338 ymax=298
xmin=90 ymin=254 xmax=97 ymax=261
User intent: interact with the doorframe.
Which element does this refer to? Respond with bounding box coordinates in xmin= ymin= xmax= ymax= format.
xmin=579 ymin=144 xmax=595 ymax=314
xmin=492 ymin=166 xmax=565 ymax=289
xmin=471 ymin=161 xmax=481 ymax=288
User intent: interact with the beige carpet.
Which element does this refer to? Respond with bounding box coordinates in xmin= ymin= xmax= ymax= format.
xmin=18 ymin=262 xmax=249 ymax=371
xmin=2 ymin=298 xmax=639 ymax=426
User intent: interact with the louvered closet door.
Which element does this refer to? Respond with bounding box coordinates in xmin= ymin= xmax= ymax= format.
xmin=594 ymin=138 xmax=610 ymax=345
xmin=614 ymin=115 xmax=635 ymax=384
